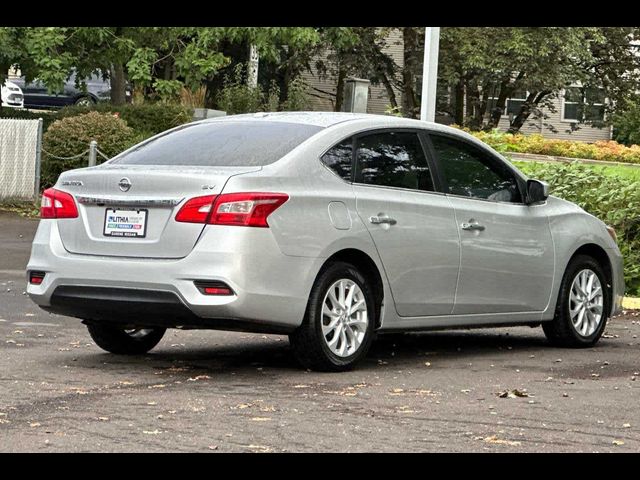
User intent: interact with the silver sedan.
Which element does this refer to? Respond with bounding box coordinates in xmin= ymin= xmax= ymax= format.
xmin=26 ymin=112 xmax=624 ymax=371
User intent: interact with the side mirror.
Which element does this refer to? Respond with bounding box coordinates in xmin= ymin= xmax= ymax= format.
xmin=526 ymin=179 xmax=549 ymax=204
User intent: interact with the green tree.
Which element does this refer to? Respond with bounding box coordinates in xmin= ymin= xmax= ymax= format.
xmin=436 ymin=27 xmax=640 ymax=132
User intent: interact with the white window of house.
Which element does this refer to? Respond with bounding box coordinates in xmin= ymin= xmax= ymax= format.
xmin=562 ymin=86 xmax=606 ymax=123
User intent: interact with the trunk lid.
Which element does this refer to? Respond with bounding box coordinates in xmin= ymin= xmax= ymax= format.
xmin=55 ymin=164 xmax=260 ymax=258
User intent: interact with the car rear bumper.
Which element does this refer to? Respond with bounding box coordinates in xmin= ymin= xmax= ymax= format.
xmin=27 ymin=220 xmax=321 ymax=333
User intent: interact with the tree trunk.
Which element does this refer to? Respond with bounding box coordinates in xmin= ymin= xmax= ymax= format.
xmin=485 ymin=80 xmax=511 ymax=130
xmin=467 ymin=84 xmax=486 ymax=130
xmin=508 ymin=90 xmax=551 ymax=133
xmin=401 ymin=27 xmax=420 ymax=119
xmin=381 ymin=73 xmax=398 ymax=110
xmin=110 ymin=63 xmax=127 ymax=105
xmin=454 ymin=79 xmax=465 ymax=125
xmin=335 ymin=67 xmax=346 ymax=112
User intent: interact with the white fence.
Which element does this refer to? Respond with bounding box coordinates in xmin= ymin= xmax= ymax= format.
xmin=0 ymin=118 xmax=42 ymax=200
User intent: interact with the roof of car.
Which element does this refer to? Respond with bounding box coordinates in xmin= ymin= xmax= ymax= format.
xmin=201 ymin=111 xmax=441 ymax=129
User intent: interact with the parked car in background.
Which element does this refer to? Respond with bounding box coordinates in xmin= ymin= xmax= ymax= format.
xmin=26 ymin=112 xmax=624 ymax=371
xmin=10 ymin=71 xmax=131 ymax=109
xmin=1 ymin=80 xmax=24 ymax=108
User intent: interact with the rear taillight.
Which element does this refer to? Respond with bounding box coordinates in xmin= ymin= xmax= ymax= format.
xmin=40 ymin=188 xmax=78 ymax=219
xmin=175 ymin=193 xmax=288 ymax=227
xmin=174 ymin=195 xmax=216 ymax=223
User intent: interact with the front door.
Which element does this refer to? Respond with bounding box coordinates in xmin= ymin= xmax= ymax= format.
xmin=428 ymin=133 xmax=554 ymax=314
xmin=352 ymin=130 xmax=460 ymax=317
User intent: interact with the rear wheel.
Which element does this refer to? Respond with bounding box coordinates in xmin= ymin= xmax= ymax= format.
xmin=542 ymin=254 xmax=609 ymax=347
xmin=74 ymin=96 xmax=95 ymax=107
xmin=289 ymin=261 xmax=375 ymax=371
xmin=87 ymin=324 xmax=165 ymax=355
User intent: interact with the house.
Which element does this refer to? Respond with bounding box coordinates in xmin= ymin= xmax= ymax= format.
xmin=302 ymin=31 xmax=613 ymax=143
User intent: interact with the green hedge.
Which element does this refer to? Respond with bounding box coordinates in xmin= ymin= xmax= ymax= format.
xmin=518 ymin=161 xmax=640 ymax=295
xmin=1 ymin=103 xmax=192 ymax=139
xmin=0 ymin=108 xmax=56 ymax=131
xmin=55 ymin=103 xmax=193 ymax=138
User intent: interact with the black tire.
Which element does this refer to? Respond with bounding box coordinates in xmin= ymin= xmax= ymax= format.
xmin=289 ymin=261 xmax=376 ymax=372
xmin=542 ymin=254 xmax=609 ymax=347
xmin=74 ymin=96 xmax=95 ymax=107
xmin=86 ymin=324 xmax=166 ymax=355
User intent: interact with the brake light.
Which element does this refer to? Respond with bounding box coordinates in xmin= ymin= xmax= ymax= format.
xmin=210 ymin=193 xmax=289 ymax=227
xmin=40 ymin=188 xmax=78 ymax=219
xmin=175 ymin=193 xmax=288 ymax=227
xmin=175 ymin=195 xmax=216 ymax=223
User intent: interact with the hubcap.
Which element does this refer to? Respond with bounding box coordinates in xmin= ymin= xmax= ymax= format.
xmin=124 ymin=328 xmax=153 ymax=339
xmin=321 ymin=279 xmax=368 ymax=358
xmin=569 ymin=269 xmax=604 ymax=337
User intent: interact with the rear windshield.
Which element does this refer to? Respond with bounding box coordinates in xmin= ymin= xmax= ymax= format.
xmin=111 ymin=121 xmax=323 ymax=167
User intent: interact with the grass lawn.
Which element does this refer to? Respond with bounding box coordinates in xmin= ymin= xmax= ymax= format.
xmin=512 ymin=159 xmax=640 ymax=182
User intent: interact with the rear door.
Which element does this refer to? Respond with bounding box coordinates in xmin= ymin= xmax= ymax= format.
xmin=352 ymin=130 xmax=460 ymax=317
xmin=427 ymin=133 xmax=554 ymax=314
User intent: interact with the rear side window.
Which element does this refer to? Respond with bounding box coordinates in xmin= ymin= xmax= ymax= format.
xmin=112 ymin=121 xmax=323 ymax=167
xmin=355 ymin=131 xmax=434 ymax=192
xmin=321 ymin=138 xmax=353 ymax=181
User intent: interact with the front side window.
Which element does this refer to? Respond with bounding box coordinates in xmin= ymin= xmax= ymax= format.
xmin=355 ymin=131 xmax=434 ymax=192
xmin=321 ymin=138 xmax=353 ymax=181
xmin=429 ymin=134 xmax=522 ymax=203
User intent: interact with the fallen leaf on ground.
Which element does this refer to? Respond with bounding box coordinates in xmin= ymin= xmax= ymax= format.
xmin=498 ymin=389 xmax=530 ymax=398
xmin=483 ymin=435 xmax=521 ymax=446
xmin=245 ymin=444 xmax=273 ymax=453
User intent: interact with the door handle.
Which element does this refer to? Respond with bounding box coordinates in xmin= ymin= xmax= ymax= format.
xmin=461 ymin=221 xmax=485 ymax=231
xmin=369 ymin=215 xmax=397 ymax=225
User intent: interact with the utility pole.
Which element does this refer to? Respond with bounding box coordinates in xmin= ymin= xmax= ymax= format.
xmin=420 ymin=27 xmax=440 ymax=122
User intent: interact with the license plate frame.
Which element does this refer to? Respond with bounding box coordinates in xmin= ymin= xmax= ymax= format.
xmin=103 ymin=208 xmax=148 ymax=238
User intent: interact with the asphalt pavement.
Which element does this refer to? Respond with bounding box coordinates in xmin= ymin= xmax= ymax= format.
xmin=0 ymin=211 xmax=638 ymax=452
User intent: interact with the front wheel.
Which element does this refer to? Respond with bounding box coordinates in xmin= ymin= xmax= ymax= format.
xmin=289 ymin=262 xmax=376 ymax=371
xmin=542 ymin=254 xmax=609 ymax=347
xmin=87 ymin=324 xmax=166 ymax=355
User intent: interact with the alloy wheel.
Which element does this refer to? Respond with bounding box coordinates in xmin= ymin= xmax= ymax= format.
xmin=321 ymin=279 xmax=369 ymax=357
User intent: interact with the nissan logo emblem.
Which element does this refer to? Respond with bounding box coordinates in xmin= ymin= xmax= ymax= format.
xmin=118 ymin=178 xmax=132 ymax=192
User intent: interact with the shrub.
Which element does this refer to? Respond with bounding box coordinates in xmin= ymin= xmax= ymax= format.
xmin=517 ymin=161 xmax=640 ymax=295
xmin=215 ymin=65 xmax=264 ymax=115
xmin=41 ymin=111 xmax=138 ymax=187
xmin=467 ymin=129 xmax=640 ymax=165
xmin=612 ymin=97 xmax=640 ymax=146
xmin=55 ymin=103 xmax=192 ymax=138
